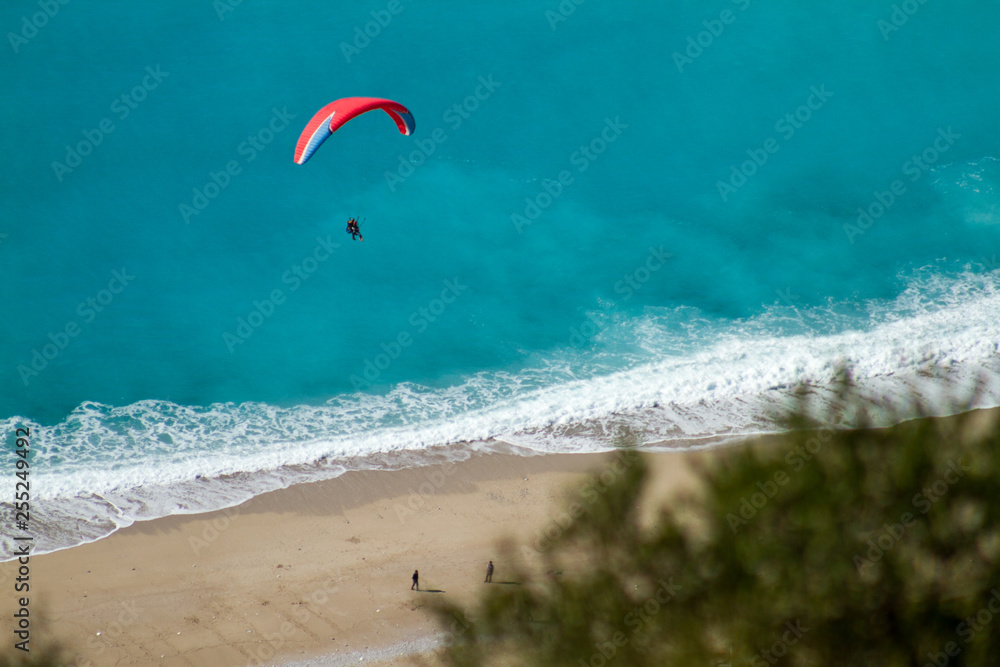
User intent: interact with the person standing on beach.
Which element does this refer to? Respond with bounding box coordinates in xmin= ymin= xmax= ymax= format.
xmin=485 ymin=560 xmax=494 ymax=583
xmin=411 ymin=569 xmax=419 ymax=590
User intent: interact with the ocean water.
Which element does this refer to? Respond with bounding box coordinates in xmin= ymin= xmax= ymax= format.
xmin=2 ymin=0 xmax=1000 ymax=559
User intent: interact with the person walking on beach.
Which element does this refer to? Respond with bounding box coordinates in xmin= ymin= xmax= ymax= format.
xmin=485 ymin=560 xmax=494 ymax=583
xmin=411 ymin=569 xmax=419 ymax=591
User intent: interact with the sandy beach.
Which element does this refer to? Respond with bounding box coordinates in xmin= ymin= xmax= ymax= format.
xmin=7 ymin=1 xmax=999 ymax=663
xmin=1 ymin=446 xmax=706 ymax=666
xmin=6 ymin=406 xmax=999 ymax=665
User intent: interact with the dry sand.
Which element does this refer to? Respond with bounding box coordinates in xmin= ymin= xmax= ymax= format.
xmin=6 ymin=408 xmax=998 ymax=665
xmin=1 ymin=447 xmax=706 ymax=666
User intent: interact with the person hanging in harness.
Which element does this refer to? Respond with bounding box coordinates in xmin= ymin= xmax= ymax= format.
xmin=346 ymin=217 xmax=363 ymax=242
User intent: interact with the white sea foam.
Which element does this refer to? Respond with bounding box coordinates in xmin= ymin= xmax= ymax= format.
xmin=933 ymin=157 xmax=1000 ymax=227
xmin=3 ymin=267 xmax=999 ymax=560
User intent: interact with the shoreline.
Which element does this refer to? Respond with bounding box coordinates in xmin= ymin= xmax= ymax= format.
xmin=3 ymin=435 xmax=731 ymax=564
xmin=6 ymin=406 xmax=998 ymax=665
xmin=1 ymin=447 xmax=705 ymax=666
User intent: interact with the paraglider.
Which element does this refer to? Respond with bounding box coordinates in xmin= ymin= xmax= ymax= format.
xmin=293 ymin=97 xmax=415 ymax=165
xmin=294 ymin=97 xmax=412 ymax=243
xmin=346 ymin=217 xmax=363 ymax=241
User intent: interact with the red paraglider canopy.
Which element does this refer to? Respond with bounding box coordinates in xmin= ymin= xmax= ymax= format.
xmin=293 ymin=97 xmax=415 ymax=165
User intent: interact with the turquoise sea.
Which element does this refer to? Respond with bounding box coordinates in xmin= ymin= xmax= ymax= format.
xmin=2 ymin=0 xmax=1000 ymax=558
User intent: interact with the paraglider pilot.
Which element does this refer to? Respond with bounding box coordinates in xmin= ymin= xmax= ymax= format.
xmin=346 ymin=217 xmax=363 ymax=242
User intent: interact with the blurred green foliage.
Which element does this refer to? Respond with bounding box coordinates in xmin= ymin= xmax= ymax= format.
xmin=0 ymin=639 xmax=69 ymax=667
xmin=432 ymin=389 xmax=1000 ymax=666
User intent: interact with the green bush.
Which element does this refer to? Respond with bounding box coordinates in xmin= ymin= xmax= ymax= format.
xmin=433 ymin=391 xmax=1000 ymax=666
xmin=0 ymin=642 xmax=70 ymax=667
